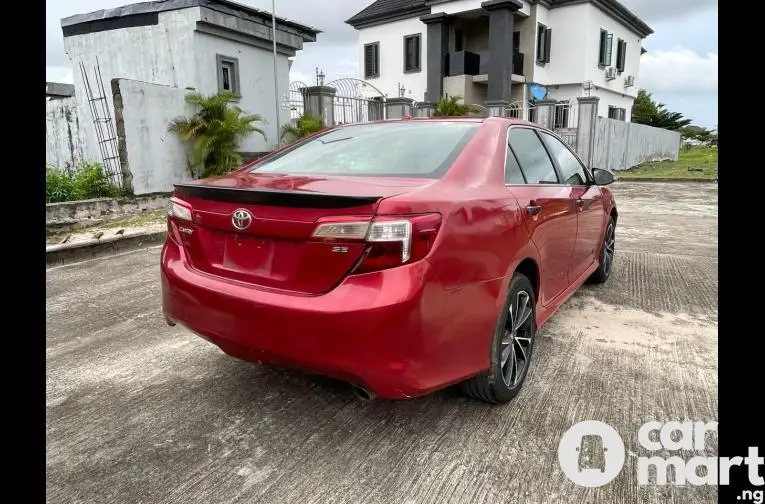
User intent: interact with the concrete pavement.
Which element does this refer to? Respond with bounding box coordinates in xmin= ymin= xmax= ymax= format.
xmin=46 ymin=181 xmax=718 ymax=504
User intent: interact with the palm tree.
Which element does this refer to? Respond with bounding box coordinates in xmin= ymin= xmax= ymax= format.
xmin=168 ymin=91 xmax=267 ymax=178
xmin=433 ymin=96 xmax=481 ymax=117
xmin=280 ymin=114 xmax=325 ymax=143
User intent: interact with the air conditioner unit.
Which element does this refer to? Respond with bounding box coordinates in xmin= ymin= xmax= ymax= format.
xmin=624 ymin=75 xmax=635 ymax=88
xmin=605 ymin=67 xmax=617 ymax=81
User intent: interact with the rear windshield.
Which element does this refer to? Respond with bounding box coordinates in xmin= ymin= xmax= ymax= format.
xmin=250 ymin=121 xmax=480 ymax=179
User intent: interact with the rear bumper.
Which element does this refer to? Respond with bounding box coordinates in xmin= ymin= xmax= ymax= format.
xmin=160 ymin=239 xmax=487 ymax=399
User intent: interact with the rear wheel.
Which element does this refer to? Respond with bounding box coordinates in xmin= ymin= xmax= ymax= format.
xmin=589 ymin=217 xmax=615 ymax=284
xmin=461 ymin=273 xmax=536 ymax=404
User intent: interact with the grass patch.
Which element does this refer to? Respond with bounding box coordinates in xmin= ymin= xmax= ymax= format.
xmin=618 ymin=146 xmax=718 ymax=181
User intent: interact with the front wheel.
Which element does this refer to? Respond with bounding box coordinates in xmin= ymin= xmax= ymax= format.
xmin=589 ymin=217 xmax=615 ymax=284
xmin=461 ymin=273 xmax=537 ymax=404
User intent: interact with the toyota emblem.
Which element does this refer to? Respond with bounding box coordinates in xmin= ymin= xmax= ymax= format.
xmin=231 ymin=209 xmax=253 ymax=230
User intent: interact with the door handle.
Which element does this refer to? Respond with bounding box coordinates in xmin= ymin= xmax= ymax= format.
xmin=576 ymin=199 xmax=586 ymax=209
xmin=526 ymin=205 xmax=542 ymax=215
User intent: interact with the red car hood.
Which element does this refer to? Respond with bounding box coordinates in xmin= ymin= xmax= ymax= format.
xmin=188 ymin=172 xmax=436 ymax=198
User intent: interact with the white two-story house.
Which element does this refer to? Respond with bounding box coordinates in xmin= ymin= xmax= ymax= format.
xmin=345 ymin=0 xmax=652 ymax=122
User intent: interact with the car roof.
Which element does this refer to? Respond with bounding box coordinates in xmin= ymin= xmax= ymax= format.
xmin=332 ymin=116 xmax=539 ymax=128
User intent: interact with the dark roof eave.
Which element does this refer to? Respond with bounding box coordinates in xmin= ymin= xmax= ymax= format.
xmin=62 ymin=0 xmax=321 ymax=39
xmin=346 ymin=6 xmax=431 ymax=29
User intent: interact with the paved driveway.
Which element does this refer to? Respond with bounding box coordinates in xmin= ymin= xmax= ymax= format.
xmin=46 ymin=181 xmax=718 ymax=504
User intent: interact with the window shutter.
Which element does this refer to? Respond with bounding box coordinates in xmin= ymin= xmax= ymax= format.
xmin=599 ymin=30 xmax=607 ymax=66
xmin=365 ymin=45 xmax=374 ymax=77
xmin=544 ymin=28 xmax=552 ymax=63
xmin=605 ymin=33 xmax=613 ymax=66
xmin=618 ymin=41 xmax=627 ymax=72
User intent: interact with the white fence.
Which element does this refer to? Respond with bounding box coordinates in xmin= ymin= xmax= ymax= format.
xmin=46 ymin=97 xmax=87 ymax=169
xmin=592 ymin=117 xmax=681 ymax=171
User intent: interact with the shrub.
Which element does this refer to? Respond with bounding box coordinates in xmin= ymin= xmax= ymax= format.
xmin=46 ymin=162 xmax=121 ymax=203
xmin=281 ymin=114 xmax=325 ymax=143
xmin=433 ymin=96 xmax=481 ymax=117
xmin=168 ymin=91 xmax=267 ymax=178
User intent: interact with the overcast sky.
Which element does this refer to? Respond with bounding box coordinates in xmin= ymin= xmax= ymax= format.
xmin=46 ymin=0 xmax=718 ymax=128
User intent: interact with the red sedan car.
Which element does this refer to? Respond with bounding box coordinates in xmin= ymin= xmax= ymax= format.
xmin=161 ymin=117 xmax=617 ymax=404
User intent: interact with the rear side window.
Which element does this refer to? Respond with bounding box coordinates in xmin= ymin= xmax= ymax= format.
xmin=251 ymin=122 xmax=480 ymax=179
xmin=505 ymin=142 xmax=526 ymax=184
xmin=508 ymin=128 xmax=559 ymax=184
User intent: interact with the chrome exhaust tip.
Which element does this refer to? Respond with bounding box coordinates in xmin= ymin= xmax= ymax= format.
xmin=352 ymin=384 xmax=376 ymax=402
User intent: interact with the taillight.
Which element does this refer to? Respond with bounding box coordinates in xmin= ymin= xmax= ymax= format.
xmin=167 ymin=197 xmax=193 ymax=244
xmin=311 ymin=213 xmax=442 ymax=274
xmin=168 ymin=197 xmax=193 ymax=222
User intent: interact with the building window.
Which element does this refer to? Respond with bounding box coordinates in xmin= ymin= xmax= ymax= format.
xmin=554 ymin=102 xmax=571 ymax=129
xmin=615 ymin=38 xmax=627 ymax=72
xmin=404 ymin=34 xmax=421 ymax=73
xmin=364 ymin=42 xmax=380 ymax=79
xmin=216 ymin=55 xmax=240 ymax=95
xmin=536 ymin=23 xmax=551 ymax=64
xmin=599 ymin=29 xmax=613 ymax=67
xmin=608 ymin=106 xmax=626 ymax=121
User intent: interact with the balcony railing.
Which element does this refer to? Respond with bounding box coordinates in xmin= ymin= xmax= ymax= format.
xmin=445 ymin=51 xmax=525 ymax=77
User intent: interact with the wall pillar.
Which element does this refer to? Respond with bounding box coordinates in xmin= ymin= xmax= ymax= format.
xmin=533 ymin=99 xmax=557 ymax=130
xmin=481 ymin=0 xmax=522 ymax=104
xmin=485 ymin=101 xmax=507 ymax=117
xmin=302 ymin=85 xmax=336 ymax=127
xmin=414 ymin=102 xmax=435 ymax=117
xmin=385 ymin=97 xmax=415 ymax=119
xmin=575 ymin=96 xmax=600 ymax=167
xmin=420 ymin=12 xmax=449 ymax=103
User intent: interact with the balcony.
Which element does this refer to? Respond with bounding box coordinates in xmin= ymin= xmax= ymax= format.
xmin=444 ymin=51 xmax=525 ymax=78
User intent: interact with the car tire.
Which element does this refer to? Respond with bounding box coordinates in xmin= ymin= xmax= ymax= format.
xmin=589 ymin=216 xmax=616 ymax=284
xmin=461 ymin=273 xmax=537 ymax=405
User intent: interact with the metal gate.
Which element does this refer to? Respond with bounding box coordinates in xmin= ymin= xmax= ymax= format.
xmin=326 ymin=78 xmax=386 ymax=125
xmin=553 ymin=98 xmax=578 ymax=149
xmin=505 ymin=100 xmax=536 ymax=122
xmin=286 ymin=80 xmax=307 ymax=125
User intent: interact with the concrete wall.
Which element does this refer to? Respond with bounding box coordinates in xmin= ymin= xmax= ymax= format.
xmin=63 ymin=9 xmax=201 ymax=164
xmin=46 ymin=97 xmax=87 ymax=169
xmin=114 ymin=79 xmax=195 ymax=195
xmin=592 ymin=117 xmax=680 ymax=171
xmin=193 ymin=31 xmax=289 ymax=152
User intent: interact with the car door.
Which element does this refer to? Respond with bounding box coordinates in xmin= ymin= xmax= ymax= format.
xmin=505 ymin=127 xmax=579 ymax=307
xmin=538 ymin=131 xmax=605 ymax=283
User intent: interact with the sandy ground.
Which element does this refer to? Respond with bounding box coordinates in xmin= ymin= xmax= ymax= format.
xmin=46 ymin=181 xmax=718 ymax=504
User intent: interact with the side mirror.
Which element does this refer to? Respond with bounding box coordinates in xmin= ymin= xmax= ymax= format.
xmin=592 ymin=167 xmax=616 ymax=186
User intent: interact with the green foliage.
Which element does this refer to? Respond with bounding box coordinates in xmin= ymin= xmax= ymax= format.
xmin=46 ymin=162 xmax=121 ymax=203
xmin=433 ymin=96 xmax=481 ymax=117
xmin=680 ymin=125 xmax=718 ymax=146
xmin=281 ymin=114 xmax=325 ymax=143
xmin=168 ymin=91 xmax=267 ymax=178
xmin=620 ymin=146 xmax=718 ymax=181
xmin=631 ymin=89 xmax=692 ymax=131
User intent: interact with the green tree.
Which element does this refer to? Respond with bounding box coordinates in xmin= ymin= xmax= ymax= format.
xmin=281 ymin=114 xmax=325 ymax=143
xmin=433 ymin=96 xmax=481 ymax=117
xmin=168 ymin=91 xmax=267 ymax=178
xmin=631 ymin=89 xmax=691 ymax=131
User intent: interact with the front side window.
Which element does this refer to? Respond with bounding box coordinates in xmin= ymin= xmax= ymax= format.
xmin=251 ymin=122 xmax=480 ymax=179
xmin=508 ymin=128 xmax=559 ymax=184
xmin=539 ymin=132 xmax=589 ymax=185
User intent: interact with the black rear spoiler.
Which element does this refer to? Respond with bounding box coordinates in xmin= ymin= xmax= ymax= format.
xmin=173 ymin=183 xmax=382 ymax=209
